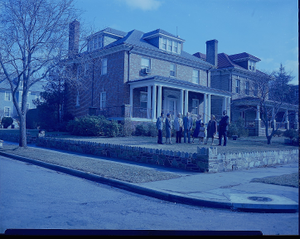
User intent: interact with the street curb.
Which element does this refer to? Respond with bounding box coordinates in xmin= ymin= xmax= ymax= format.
xmin=0 ymin=151 xmax=298 ymax=213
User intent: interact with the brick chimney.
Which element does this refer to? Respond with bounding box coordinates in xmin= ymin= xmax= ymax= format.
xmin=69 ymin=20 xmax=80 ymax=58
xmin=206 ymin=39 xmax=218 ymax=67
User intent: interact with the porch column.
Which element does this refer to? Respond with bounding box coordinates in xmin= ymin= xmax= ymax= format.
xmin=222 ymin=97 xmax=227 ymax=113
xmin=255 ymin=104 xmax=261 ymax=136
xmin=272 ymin=107 xmax=276 ymax=129
xmin=130 ymin=86 xmax=133 ymax=118
xmin=156 ymin=85 xmax=161 ymax=118
xmin=179 ymin=89 xmax=184 ymax=116
xmin=285 ymin=109 xmax=289 ymax=130
xmin=147 ymin=85 xmax=151 ymax=119
xmin=207 ymin=94 xmax=211 ymax=122
xmin=152 ymin=85 xmax=157 ymax=120
xmin=203 ymin=93 xmax=207 ymax=123
xmin=226 ymin=97 xmax=230 ymax=122
xmin=184 ymin=90 xmax=189 ymax=115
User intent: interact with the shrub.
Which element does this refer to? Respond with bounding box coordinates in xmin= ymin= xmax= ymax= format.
xmin=119 ymin=118 xmax=134 ymax=137
xmin=135 ymin=124 xmax=148 ymax=136
xmin=66 ymin=115 xmax=119 ymax=137
xmin=283 ymin=129 xmax=298 ymax=140
xmin=103 ymin=120 xmax=119 ymax=137
xmin=1 ymin=117 xmax=13 ymax=128
xmin=228 ymin=118 xmax=249 ymax=138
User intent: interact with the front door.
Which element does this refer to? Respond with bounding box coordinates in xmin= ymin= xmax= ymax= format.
xmin=167 ymin=98 xmax=177 ymax=117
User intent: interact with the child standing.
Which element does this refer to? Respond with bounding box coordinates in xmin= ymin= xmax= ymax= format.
xmin=198 ymin=123 xmax=206 ymax=144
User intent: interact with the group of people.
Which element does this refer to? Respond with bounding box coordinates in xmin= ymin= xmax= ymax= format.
xmin=156 ymin=110 xmax=229 ymax=146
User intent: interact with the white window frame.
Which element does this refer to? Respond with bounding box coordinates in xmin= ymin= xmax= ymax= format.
xmin=236 ymin=79 xmax=240 ymax=94
xmin=5 ymin=91 xmax=11 ymax=101
xmin=140 ymin=91 xmax=148 ymax=109
xmin=4 ymin=107 xmax=10 ymax=117
xmin=101 ymin=58 xmax=107 ymax=75
xmin=162 ymin=38 xmax=167 ymax=50
xmin=100 ymin=91 xmax=106 ymax=109
xmin=167 ymin=39 xmax=172 ymax=52
xmin=170 ymin=64 xmax=176 ymax=77
xmin=245 ymin=81 xmax=249 ymax=95
xmin=141 ymin=57 xmax=151 ymax=70
xmin=192 ymin=70 xmax=200 ymax=84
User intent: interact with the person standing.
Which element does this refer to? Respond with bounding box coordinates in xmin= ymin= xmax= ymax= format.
xmin=205 ymin=115 xmax=217 ymax=145
xmin=174 ymin=113 xmax=183 ymax=143
xmin=183 ymin=112 xmax=193 ymax=143
xmin=156 ymin=112 xmax=164 ymax=144
xmin=192 ymin=115 xmax=201 ymax=143
xmin=165 ymin=113 xmax=172 ymax=144
xmin=198 ymin=123 xmax=206 ymax=144
xmin=218 ymin=110 xmax=229 ymax=146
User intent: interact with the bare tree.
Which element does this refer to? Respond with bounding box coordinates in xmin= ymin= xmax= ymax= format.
xmin=251 ymin=67 xmax=297 ymax=144
xmin=0 ymin=0 xmax=78 ymax=147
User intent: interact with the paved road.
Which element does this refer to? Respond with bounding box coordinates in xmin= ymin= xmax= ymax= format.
xmin=0 ymin=156 xmax=298 ymax=235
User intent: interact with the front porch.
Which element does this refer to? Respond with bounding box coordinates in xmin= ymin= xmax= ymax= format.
xmin=128 ymin=76 xmax=231 ymax=123
xmin=232 ymin=97 xmax=299 ymax=136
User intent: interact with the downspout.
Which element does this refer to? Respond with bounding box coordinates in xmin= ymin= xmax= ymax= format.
xmin=127 ymin=46 xmax=134 ymax=83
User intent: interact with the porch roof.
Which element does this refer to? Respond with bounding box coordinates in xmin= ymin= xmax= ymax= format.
xmin=232 ymin=97 xmax=299 ymax=111
xmin=128 ymin=75 xmax=232 ymax=97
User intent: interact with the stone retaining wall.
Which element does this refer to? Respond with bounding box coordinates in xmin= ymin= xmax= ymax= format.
xmin=36 ymin=137 xmax=298 ymax=173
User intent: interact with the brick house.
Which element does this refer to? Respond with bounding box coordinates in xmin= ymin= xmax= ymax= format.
xmin=65 ymin=20 xmax=231 ymax=124
xmin=194 ymin=45 xmax=299 ymax=135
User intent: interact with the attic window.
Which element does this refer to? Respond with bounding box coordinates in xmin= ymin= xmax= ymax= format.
xmin=160 ymin=37 xmax=181 ymax=54
xmin=249 ymin=61 xmax=256 ymax=71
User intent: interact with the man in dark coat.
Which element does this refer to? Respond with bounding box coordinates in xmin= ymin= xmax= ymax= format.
xmin=218 ymin=110 xmax=229 ymax=146
xmin=156 ymin=112 xmax=164 ymax=144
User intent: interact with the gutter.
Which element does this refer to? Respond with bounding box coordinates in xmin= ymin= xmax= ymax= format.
xmin=127 ymin=46 xmax=134 ymax=83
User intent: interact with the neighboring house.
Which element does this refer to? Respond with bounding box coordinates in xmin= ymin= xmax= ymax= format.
xmin=194 ymin=45 xmax=299 ymax=135
xmin=65 ymin=20 xmax=231 ymax=124
xmin=0 ymin=79 xmax=45 ymax=127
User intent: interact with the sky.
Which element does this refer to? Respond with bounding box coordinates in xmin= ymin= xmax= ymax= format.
xmin=74 ymin=0 xmax=298 ymax=85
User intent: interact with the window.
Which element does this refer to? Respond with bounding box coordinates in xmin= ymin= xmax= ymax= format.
xmin=140 ymin=92 xmax=147 ymax=109
xmin=254 ymin=83 xmax=258 ymax=96
xmin=101 ymin=58 xmax=107 ymax=75
xmin=167 ymin=39 xmax=172 ymax=52
xmin=173 ymin=41 xmax=178 ymax=53
xmin=192 ymin=99 xmax=199 ymax=114
xmin=100 ymin=92 xmax=106 ymax=109
xmin=141 ymin=57 xmax=151 ymax=70
xmin=170 ymin=64 xmax=176 ymax=77
xmin=5 ymin=91 xmax=11 ymax=101
xmin=192 ymin=70 xmax=199 ymax=84
xmin=249 ymin=61 xmax=255 ymax=71
xmin=235 ymin=79 xmax=240 ymax=93
xmin=162 ymin=38 xmax=167 ymax=50
xmin=4 ymin=107 xmax=10 ymax=117
xmin=245 ymin=81 xmax=249 ymax=95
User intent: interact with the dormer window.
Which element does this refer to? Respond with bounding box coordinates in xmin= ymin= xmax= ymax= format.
xmin=87 ymin=35 xmax=103 ymax=52
xmin=160 ymin=37 xmax=181 ymax=54
xmin=249 ymin=61 xmax=256 ymax=71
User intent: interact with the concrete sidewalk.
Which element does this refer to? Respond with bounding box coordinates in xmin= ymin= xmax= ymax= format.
xmin=0 ymin=142 xmax=298 ymax=213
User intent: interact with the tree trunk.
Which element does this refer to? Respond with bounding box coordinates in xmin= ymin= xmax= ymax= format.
xmin=19 ymin=113 xmax=27 ymax=147
xmin=267 ymin=135 xmax=272 ymax=145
